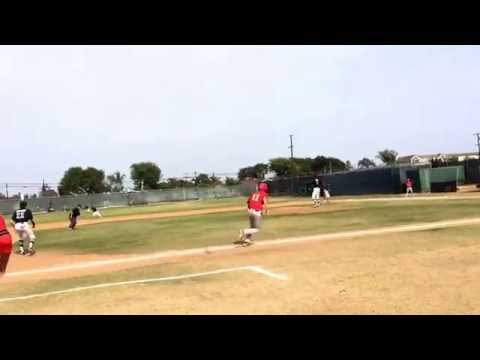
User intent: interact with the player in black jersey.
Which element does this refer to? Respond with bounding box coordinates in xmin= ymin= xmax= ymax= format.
xmin=69 ymin=205 xmax=81 ymax=230
xmin=11 ymin=201 xmax=37 ymax=256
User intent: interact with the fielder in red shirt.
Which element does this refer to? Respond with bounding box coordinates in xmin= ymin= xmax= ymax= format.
xmin=405 ymin=177 xmax=414 ymax=197
xmin=238 ymin=184 xmax=268 ymax=246
xmin=0 ymin=215 xmax=13 ymax=277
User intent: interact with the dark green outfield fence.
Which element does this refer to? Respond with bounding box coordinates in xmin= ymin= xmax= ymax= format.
xmin=267 ymin=164 xmax=471 ymax=197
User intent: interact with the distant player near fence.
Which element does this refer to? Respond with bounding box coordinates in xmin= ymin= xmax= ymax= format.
xmin=0 ymin=215 xmax=13 ymax=276
xmin=312 ymin=177 xmax=321 ymax=207
xmin=405 ymin=177 xmax=414 ymax=197
xmin=237 ymin=182 xmax=269 ymax=246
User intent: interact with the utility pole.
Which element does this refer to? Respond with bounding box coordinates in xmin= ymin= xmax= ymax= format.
xmin=5 ymin=183 xmax=8 ymax=199
xmin=289 ymin=134 xmax=294 ymax=159
xmin=140 ymin=179 xmax=144 ymax=192
xmin=474 ymin=133 xmax=480 ymax=159
xmin=288 ymin=135 xmax=294 ymax=195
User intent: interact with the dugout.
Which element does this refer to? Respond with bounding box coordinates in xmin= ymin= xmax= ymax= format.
xmin=428 ymin=166 xmax=464 ymax=192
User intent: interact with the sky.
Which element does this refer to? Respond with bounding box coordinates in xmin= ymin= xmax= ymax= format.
xmin=1 ymin=45 xmax=480 ymax=190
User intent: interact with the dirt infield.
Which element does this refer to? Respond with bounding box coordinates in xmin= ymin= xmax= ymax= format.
xmin=5 ymin=215 xmax=480 ymax=284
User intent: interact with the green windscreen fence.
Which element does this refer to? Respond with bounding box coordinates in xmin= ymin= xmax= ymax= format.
xmin=430 ymin=166 xmax=464 ymax=185
xmin=419 ymin=168 xmax=431 ymax=193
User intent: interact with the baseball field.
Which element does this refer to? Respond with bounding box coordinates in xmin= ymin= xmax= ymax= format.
xmin=2 ymin=193 xmax=480 ymax=314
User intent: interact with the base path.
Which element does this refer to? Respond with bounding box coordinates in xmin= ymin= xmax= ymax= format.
xmin=4 ymin=216 xmax=480 ymax=283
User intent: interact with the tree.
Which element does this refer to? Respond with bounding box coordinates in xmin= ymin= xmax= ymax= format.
xmin=106 ymin=171 xmax=126 ymax=192
xmin=160 ymin=178 xmax=195 ymax=189
xmin=130 ymin=162 xmax=162 ymax=190
xmin=82 ymin=167 xmax=108 ymax=193
xmin=238 ymin=166 xmax=256 ymax=181
xmin=357 ymin=158 xmax=377 ymax=168
xmin=269 ymin=157 xmax=298 ymax=177
xmin=291 ymin=158 xmax=313 ymax=175
xmin=238 ymin=163 xmax=269 ymax=180
xmin=311 ymin=156 xmax=328 ymax=173
xmin=253 ymin=163 xmax=269 ymax=180
xmin=345 ymin=160 xmax=354 ymax=170
xmin=225 ymin=177 xmax=240 ymax=186
xmin=58 ymin=166 xmax=107 ymax=195
xmin=376 ymin=149 xmax=398 ymax=166
xmin=209 ymin=175 xmax=223 ymax=186
xmin=311 ymin=156 xmax=347 ymax=174
xmin=194 ymin=173 xmax=212 ymax=187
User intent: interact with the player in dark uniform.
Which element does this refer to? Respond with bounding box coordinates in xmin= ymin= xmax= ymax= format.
xmin=11 ymin=201 xmax=37 ymax=256
xmin=69 ymin=205 xmax=81 ymax=230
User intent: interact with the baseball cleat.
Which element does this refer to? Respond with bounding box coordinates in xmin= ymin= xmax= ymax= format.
xmin=243 ymin=239 xmax=253 ymax=247
xmin=26 ymin=249 xmax=36 ymax=256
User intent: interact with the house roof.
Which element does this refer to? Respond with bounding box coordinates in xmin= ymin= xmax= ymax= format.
xmin=398 ymin=152 xmax=478 ymax=163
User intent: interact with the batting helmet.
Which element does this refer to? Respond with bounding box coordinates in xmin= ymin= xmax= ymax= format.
xmin=258 ymin=182 xmax=269 ymax=193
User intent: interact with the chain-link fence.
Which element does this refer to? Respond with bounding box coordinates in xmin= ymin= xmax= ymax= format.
xmin=0 ymin=184 xmax=253 ymax=215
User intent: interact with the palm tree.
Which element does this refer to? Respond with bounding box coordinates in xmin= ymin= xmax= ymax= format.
xmin=376 ymin=149 xmax=398 ymax=166
xmin=357 ymin=158 xmax=377 ymax=168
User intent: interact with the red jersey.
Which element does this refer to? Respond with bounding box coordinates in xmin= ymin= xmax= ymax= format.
xmin=0 ymin=215 xmax=12 ymax=254
xmin=406 ymin=179 xmax=413 ymax=188
xmin=247 ymin=191 xmax=268 ymax=211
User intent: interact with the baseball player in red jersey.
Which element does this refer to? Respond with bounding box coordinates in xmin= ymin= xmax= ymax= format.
xmin=0 ymin=215 xmax=13 ymax=277
xmin=258 ymin=181 xmax=269 ymax=194
xmin=405 ymin=177 xmax=414 ymax=197
xmin=238 ymin=184 xmax=268 ymax=246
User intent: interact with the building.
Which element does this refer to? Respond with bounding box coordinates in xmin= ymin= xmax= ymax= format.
xmin=397 ymin=152 xmax=479 ymax=166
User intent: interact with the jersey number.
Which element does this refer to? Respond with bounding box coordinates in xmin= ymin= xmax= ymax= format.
xmin=17 ymin=210 xmax=25 ymax=220
xmin=251 ymin=194 xmax=261 ymax=201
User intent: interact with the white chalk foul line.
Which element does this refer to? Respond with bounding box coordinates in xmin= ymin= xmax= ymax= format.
xmin=248 ymin=266 xmax=288 ymax=280
xmin=8 ymin=216 xmax=480 ymax=279
xmin=5 ymin=249 xmax=217 ymax=278
xmin=0 ymin=266 xmax=287 ymax=304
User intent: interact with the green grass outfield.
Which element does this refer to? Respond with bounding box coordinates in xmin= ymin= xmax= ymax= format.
xmin=27 ymin=192 xmax=480 ymax=224
xmin=30 ymin=196 xmax=297 ymax=224
xmin=32 ymin=197 xmax=480 ymax=254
